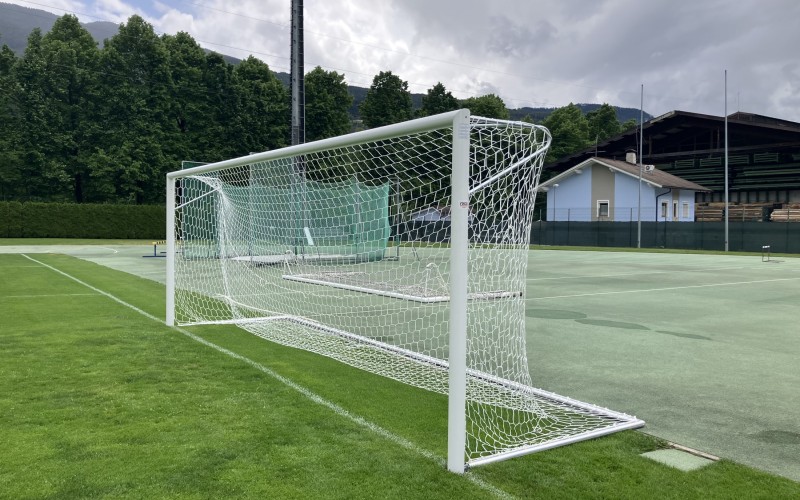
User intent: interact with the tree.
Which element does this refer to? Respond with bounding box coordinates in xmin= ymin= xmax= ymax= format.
xmin=460 ymin=94 xmax=509 ymax=119
xmin=199 ymin=52 xmax=239 ymax=161
xmin=162 ymin=32 xmax=210 ymax=163
xmin=419 ymin=82 xmax=459 ymax=117
xmin=11 ymin=29 xmax=73 ymax=200
xmin=542 ymin=103 xmax=590 ymax=163
xmin=0 ymin=44 xmax=21 ymax=200
xmin=586 ymin=103 xmax=622 ymax=144
xmin=359 ymin=71 xmax=412 ymax=128
xmin=93 ymin=15 xmax=173 ymax=203
xmin=304 ymin=66 xmax=352 ymax=141
xmin=231 ymin=56 xmax=289 ymax=155
xmin=621 ymin=118 xmax=638 ymax=133
xmin=39 ymin=15 xmax=100 ymax=202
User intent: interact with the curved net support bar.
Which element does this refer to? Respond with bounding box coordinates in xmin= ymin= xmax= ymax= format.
xmin=166 ymin=110 xmax=644 ymax=472
xmin=281 ymin=267 xmax=522 ymax=303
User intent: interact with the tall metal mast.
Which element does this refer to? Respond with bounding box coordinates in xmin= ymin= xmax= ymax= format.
xmin=724 ymin=70 xmax=729 ymax=252
xmin=290 ymin=0 xmax=305 ymax=255
xmin=290 ymin=0 xmax=305 ymax=146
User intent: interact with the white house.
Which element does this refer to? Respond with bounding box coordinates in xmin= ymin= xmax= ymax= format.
xmin=538 ymin=153 xmax=711 ymax=222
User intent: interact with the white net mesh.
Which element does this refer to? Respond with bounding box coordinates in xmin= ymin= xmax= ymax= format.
xmin=168 ymin=112 xmax=642 ymax=468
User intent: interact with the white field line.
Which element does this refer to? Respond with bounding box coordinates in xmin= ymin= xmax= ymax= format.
xmin=525 ymin=265 xmax=748 ymax=282
xmin=528 ymin=276 xmax=800 ymax=301
xmin=20 ymin=254 xmax=511 ymax=499
xmin=2 ymin=293 xmax=99 ymax=299
xmin=90 ymin=246 xmax=119 ymax=254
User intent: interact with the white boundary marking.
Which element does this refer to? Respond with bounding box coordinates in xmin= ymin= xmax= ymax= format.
xmin=528 ymin=276 xmax=800 ymax=301
xmin=20 ymin=254 xmax=511 ymax=499
xmin=2 ymin=293 xmax=98 ymax=299
xmin=526 ymin=265 xmax=748 ymax=282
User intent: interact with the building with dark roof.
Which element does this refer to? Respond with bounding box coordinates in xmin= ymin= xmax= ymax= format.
xmin=538 ymin=154 xmax=710 ymax=222
xmin=544 ymin=111 xmax=800 ymax=206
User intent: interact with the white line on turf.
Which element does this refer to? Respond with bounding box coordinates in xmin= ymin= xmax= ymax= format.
xmin=528 ymin=276 xmax=800 ymax=301
xmin=525 ymin=265 xmax=748 ymax=282
xmin=2 ymin=293 xmax=99 ymax=299
xmin=21 ymin=254 xmax=511 ymax=500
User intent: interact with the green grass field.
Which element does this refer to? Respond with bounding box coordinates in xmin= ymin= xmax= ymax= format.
xmin=1 ymin=247 xmax=799 ymax=498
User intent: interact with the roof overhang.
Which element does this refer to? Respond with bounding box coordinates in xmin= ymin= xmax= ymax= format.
xmin=537 ymin=157 xmax=663 ymax=191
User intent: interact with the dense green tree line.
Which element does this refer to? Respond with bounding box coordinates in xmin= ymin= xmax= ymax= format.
xmin=1 ymin=14 xmax=636 ymax=205
xmin=542 ymin=103 xmax=638 ymax=163
xmin=358 ymin=73 xmax=636 ymax=167
xmin=0 ymin=15 xmax=351 ymax=204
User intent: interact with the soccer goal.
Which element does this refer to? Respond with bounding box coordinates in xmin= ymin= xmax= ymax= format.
xmin=166 ymin=110 xmax=643 ymax=473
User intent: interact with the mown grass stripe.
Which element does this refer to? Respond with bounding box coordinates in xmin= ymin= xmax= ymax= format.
xmin=20 ymin=254 xmax=511 ymax=499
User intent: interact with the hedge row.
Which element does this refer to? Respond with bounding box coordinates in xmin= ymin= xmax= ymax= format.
xmin=0 ymin=202 xmax=166 ymax=239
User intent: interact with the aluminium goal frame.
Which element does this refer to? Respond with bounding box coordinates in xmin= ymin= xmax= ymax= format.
xmin=166 ymin=109 xmax=472 ymax=471
xmin=165 ymin=110 xmax=643 ymax=473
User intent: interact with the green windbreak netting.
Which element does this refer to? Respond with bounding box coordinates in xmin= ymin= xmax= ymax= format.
xmin=179 ymin=167 xmax=390 ymax=263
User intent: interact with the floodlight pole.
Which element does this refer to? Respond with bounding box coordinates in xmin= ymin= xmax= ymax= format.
xmin=637 ymin=84 xmax=643 ymax=248
xmin=290 ymin=0 xmax=305 ymax=147
xmin=724 ymin=70 xmax=729 ymax=252
xmin=290 ymin=0 xmax=305 ymax=254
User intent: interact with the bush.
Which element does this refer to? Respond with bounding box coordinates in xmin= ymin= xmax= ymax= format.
xmin=0 ymin=202 xmax=165 ymax=239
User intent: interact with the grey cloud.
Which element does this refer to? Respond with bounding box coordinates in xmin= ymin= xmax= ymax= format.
xmin=485 ymin=17 xmax=556 ymax=58
xmin=25 ymin=0 xmax=797 ymax=121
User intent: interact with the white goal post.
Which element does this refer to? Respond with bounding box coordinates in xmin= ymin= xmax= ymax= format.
xmin=166 ymin=110 xmax=643 ymax=473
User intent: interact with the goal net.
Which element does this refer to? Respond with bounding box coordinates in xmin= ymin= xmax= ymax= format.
xmin=166 ymin=110 xmax=643 ymax=472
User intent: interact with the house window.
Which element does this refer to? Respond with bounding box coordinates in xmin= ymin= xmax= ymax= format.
xmin=661 ymin=201 xmax=668 ymax=218
xmin=673 ymin=201 xmax=678 ymax=219
xmin=682 ymin=202 xmax=690 ymax=218
xmin=597 ymin=200 xmax=609 ymax=218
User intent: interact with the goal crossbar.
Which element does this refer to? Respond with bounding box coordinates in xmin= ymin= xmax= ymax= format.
xmin=170 ymin=110 xmax=467 ymax=180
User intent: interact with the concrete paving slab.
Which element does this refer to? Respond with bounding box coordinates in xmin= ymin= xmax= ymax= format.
xmin=641 ymin=449 xmax=715 ymax=472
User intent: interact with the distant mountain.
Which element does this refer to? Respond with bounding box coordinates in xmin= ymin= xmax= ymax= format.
xmin=1 ymin=2 xmax=649 ymax=123
xmin=83 ymin=20 xmax=120 ymax=45
xmin=0 ymin=3 xmax=118 ymax=51
xmin=0 ymin=3 xmax=57 ymax=53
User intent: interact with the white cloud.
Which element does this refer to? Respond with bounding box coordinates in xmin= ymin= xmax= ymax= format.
xmin=5 ymin=0 xmax=800 ymax=120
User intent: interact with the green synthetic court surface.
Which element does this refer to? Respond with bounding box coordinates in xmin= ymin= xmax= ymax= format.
xmin=1 ymin=241 xmax=799 ymax=497
xmin=522 ymin=249 xmax=800 ymax=482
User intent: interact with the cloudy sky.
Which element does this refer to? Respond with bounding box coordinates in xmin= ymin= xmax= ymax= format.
xmin=7 ymin=0 xmax=800 ymax=121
